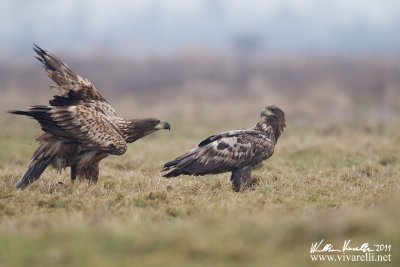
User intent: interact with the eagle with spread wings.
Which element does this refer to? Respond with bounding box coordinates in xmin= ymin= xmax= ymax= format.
xmin=10 ymin=45 xmax=170 ymax=189
xmin=162 ymin=106 xmax=285 ymax=191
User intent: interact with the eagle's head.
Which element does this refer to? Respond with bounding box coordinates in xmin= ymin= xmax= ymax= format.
xmin=260 ymin=105 xmax=286 ymax=138
xmin=125 ymin=118 xmax=170 ymax=143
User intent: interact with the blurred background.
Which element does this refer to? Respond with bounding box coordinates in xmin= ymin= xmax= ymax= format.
xmin=0 ymin=2 xmax=399 ymax=266
xmin=0 ymin=0 xmax=399 ymax=124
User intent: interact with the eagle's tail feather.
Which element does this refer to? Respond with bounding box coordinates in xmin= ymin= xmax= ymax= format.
xmin=162 ymin=168 xmax=183 ymax=178
xmin=16 ymin=156 xmax=53 ymax=189
xmin=9 ymin=107 xmax=71 ymax=139
xmin=162 ymin=152 xmax=195 ymax=178
xmin=162 ymin=159 xmax=180 ymax=177
xmin=9 ymin=106 xmax=52 ymax=121
xmin=162 ymin=146 xmax=212 ymax=178
xmin=163 ymin=159 xmax=179 ymax=169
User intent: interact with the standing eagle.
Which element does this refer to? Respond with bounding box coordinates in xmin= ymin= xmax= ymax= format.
xmin=10 ymin=45 xmax=170 ymax=189
xmin=162 ymin=106 xmax=285 ymax=191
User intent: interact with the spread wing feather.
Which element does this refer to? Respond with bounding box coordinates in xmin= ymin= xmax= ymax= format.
xmin=163 ymin=130 xmax=274 ymax=177
xmin=10 ymin=46 xmax=127 ymax=155
xmin=33 ymin=45 xmax=120 ymax=122
xmin=33 ymin=44 xmax=106 ymax=103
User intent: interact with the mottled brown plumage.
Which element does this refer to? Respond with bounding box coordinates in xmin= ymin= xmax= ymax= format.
xmin=162 ymin=106 xmax=285 ymax=191
xmin=10 ymin=45 xmax=170 ymax=189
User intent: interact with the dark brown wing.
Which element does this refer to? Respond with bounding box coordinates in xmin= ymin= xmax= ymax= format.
xmin=33 ymin=45 xmax=105 ymax=103
xmin=163 ymin=130 xmax=274 ymax=177
xmin=51 ymin=104 xmax=127 ymax=155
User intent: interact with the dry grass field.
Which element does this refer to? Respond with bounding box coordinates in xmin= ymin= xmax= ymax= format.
xmin=0 ymin=56 xmax=399 ymax=266
xmin=0 ymin=115 xmax=399 ymax=267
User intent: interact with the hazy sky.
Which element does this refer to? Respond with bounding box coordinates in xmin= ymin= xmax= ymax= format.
xmin=1 ymin=0 xmax=399 ymax=58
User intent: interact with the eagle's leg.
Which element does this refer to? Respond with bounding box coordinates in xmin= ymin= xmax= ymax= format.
xmin=230 ymin=167 xmax=252 ymax=192
xmin=70 ymin=165 xmax=77 ymax=182
xmin=80 ymin=161 xmax=100 ymax=183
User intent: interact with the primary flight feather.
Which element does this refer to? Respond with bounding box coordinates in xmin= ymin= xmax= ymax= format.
xmin=162 ymin=106 xmax=285 ymax=191
xmin=10 ymin=45 xmax=170 ymax=189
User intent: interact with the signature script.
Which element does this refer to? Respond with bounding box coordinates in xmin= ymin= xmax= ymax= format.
xmin=310 ymin=239 xmax=374 ymax=253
